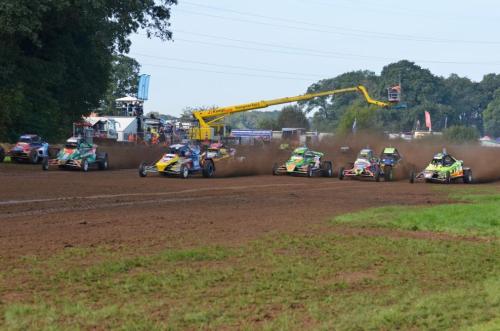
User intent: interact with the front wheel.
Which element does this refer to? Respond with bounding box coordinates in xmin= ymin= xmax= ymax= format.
xmin=374 ymin=168 xmax=381 ymax=182
xmin=272 ymin=163 xmax=279 ymax=176
xmin=42 ymin=158 xmax=49 ymax=171
xmin=138 ymin=163 xmax=147 ymax=177
xmin=82 ymin=159 xmax=89 ymax=172
xmin=180 ymin=165 xmax=189 ymax=179
xmin=409 ymin=170 xmax=415 ymax=184
xmin=29 ymin=150 xmax=39 ymax=164
xmin=445 ymin=171 xmax=451 ymax=184
xmin=384 ymin=166 xmax=393 ymax=182
xmin=338 ymin=167 xmax=345 ymax=180
xmin=306 ymin=165 xmax=313 ymax=177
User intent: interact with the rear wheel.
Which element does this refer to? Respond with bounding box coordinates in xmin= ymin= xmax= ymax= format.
xmin=463 ymin=169 xmax=473 ymax=184
xmin=98 ymin=153 xmax=108 ymax=170
xmin=384 ymin=166 xmax=393 ymax=182
xmin=321 ymin=161 xmax=333 ymax=177
xmin=338 ymin=167 xmax=345 ymax=180
xmin=0 ymin=147 xmax=4 ymax=162
xmin=82 ymin=159 xmax=89 ymax=172
xmin=138 ymin=163 xmax=147 ymax=177
xmin=445 ymin=171 xmax=451 ymax=184
xmin=180 ymin=165 xmax=189 ymax=179
xmin=202 ymin=160 xmax=215 ymax=178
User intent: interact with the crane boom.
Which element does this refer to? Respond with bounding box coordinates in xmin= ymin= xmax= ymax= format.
xmin=190 ymin=85 xmax=390 ymax=141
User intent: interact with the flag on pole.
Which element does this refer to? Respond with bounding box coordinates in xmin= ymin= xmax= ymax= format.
xmin=425 ymin=111 xmax=432 ymax=131
xmin=352 ymin=117 xmax=357 ymax=134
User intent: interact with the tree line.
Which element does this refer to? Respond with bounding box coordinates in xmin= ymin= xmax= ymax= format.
xmin=0 ymin=0 xmax=176 ymax=142
xmin=233 ymin=61 xmax=500 ymax=138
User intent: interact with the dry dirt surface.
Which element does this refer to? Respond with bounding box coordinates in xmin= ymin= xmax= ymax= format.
xmin=0 ymin=162 xmax=461 ymax=260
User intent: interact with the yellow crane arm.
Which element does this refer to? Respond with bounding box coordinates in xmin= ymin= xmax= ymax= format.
xmin=191 ymin=85 xmax=390 ymax=140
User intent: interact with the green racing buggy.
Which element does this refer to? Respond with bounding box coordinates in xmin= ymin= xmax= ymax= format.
xmin=410 ymin=151 xmax=472 ymax=184
xmin=272 ymin=147 xmax=333 ymax=177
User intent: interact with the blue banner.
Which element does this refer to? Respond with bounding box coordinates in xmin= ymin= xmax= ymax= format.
xmin=137 ymin=74 xmax=150 ymax=100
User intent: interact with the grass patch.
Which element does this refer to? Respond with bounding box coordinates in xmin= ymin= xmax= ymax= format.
xmin=334 ymin=190 xmax=500 ymax=237
xmin=2 ymin=189 xmax=499 ymax=330
xmin=1 ymin=232 xmax=499 ymax=330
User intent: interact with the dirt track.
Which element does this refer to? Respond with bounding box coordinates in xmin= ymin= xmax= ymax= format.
xmin=3 ymin=162 xmax=480 ymax=260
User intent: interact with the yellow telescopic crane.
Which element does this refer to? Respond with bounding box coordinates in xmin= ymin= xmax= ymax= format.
xmin=189 ymin=85 xmax=390 ymax=141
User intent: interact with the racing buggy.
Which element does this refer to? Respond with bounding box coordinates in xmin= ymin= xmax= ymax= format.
xmin=379 ymin=147 xmax=402 ymax=181
xmin=7 ymin=134 xmax=49 ymax=164
xmin=339 ymin=148 xmax=382 ymax=181
xmin=272 ymin=147 xmax=333 ymax=177
xmin=202 ymin=143 xmax=240 ymax=163
xmin=139 ymin=144 xmax=215 ymax=179
xmin=410 ymin=151 xmax=472 ymax=184
xmin=42 ymin=137 xmax=108 ymax=172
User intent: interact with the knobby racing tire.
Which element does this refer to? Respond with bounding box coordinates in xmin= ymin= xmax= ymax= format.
xmin=42 ymin=157 xmax=49 ymax=171
xmin=82 ymin=158 xmax=89 ymax=172
xmin=321 ymin=161 xmax=333 ymax=177
xmin=445 ymin=171 xmax=451 ymax=184
xmin=306 ymin=165 xmax=313 ymax=178
xmin=384 ymin=166 xmax=393 ymax=182
xmin=180 ymin=165 xmax=189 ymax=179
xmin=272 ymin=163 xmax=279 ymax=176
xmin=202 ymin=160 xmax=215 ymax=178
xmin=463 ymin=169 xmax=473 ymax=184
xmin=138 ymin=163 xmax=147 ymax=177
xmin=409 ymin=170 xmax=415 ymax=184
xmin=375 ymin=168 xmax=381 ymax=182
xmin=0 ymin=147 xmax=4 ymax=163
xmin=338 ymin=167 xmax=345 ymax=180
xmin=29 ymin=150 xmax=39 ymax=164
xmin=97 ymin=153 xmax=109 ymax=170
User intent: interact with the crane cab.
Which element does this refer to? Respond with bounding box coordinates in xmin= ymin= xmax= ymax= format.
xmin=388 ymin=85 xmax=401 ymax=103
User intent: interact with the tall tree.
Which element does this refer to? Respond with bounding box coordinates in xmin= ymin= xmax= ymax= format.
xmin=0 ymin=0 xmax=176 ymax=141
xmin=277 ymin=105 xmax=309 ymax=130
xmin=100 ymin=55 xmax=141 ymax=115
xmin=483 ymin=89 xmax=500 ymax=137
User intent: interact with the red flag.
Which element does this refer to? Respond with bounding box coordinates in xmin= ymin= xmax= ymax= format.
xmin=425 ymin=111 xmax=432 ymax=131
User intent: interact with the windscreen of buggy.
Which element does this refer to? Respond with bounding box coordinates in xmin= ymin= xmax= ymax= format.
xmin=431 ymin=158 xmax=444 ymax=166
xmin=19 ymin=137 xmax=33 ymax=143
xmin=382 ymin=153 xmax=396 ymax=160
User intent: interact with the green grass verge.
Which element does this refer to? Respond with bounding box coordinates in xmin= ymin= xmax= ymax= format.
xmin=2 ymin=234 xmax=499 ymax=330
xmin=334 ymin=190 xmax=500 ymax=237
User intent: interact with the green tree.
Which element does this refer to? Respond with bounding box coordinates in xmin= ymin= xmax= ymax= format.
xmin=443 ymin=126 xmax=480 ymax=143
xmin=483 ymin=89 xmax=500 ymax=137
xmin=100 ymin=55 xmax=141 ymax=115
xmin=336 ymin=102 xmax=381 ymax=135
xmin=277 ymin=105 xmax=309 ymax=130
xmin=0 ymin=0 xmax=177 ymax=141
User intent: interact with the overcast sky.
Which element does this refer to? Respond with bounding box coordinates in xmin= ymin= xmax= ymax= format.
xmin=129 ymin=0 xmax=500 ymax=116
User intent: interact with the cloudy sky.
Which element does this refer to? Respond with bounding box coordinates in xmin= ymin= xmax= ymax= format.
xmin=129 ymin=0 xmax=500 ymax=116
